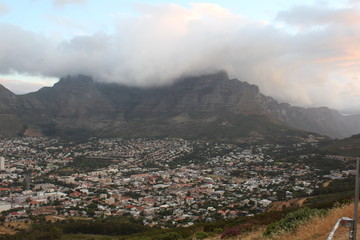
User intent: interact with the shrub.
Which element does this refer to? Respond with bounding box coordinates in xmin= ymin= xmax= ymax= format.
xmin=194 ymin=231 xmax=209 ymax=239
xmin=220 ymin=223 xmax=255 ymax=239
xmin=263 ymin=207 xmax=326 ymax=237
xmin=152 ymin=232 xmax=183 ymax=240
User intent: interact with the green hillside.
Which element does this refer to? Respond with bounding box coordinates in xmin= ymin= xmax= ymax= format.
xmin=320 ymin=134 xmax=360 ymax=157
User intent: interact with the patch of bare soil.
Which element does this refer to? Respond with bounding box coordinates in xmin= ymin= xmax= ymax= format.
xmin=269 ymin=198 xmax=307 ymax=211
xmin=0 ymin=221 xmax=30 ymax=235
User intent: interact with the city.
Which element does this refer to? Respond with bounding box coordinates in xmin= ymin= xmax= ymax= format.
xmin=0 ymin=136 xmax=352 ymax=229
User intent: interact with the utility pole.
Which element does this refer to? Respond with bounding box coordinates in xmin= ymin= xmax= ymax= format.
xmin=352 ymin=157 xmax=360 ymax=240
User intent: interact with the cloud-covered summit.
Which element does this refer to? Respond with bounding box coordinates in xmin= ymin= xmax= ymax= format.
xmin=0 ymin=3 xmax=360 ymax=112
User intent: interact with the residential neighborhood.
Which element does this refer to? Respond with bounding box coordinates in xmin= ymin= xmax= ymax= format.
xmin=0 ymin=136 xmax=351 ymax=227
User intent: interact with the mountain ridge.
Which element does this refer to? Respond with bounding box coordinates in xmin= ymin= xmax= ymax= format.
xmin=0 ymin=72 xmax=359 ymax=140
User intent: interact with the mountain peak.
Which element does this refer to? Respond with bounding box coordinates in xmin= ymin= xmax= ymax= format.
xmin=178 ymin=71 xmax=229 ymax=84
xmin=0 ymin=83 xmax=18 ymax=114
xmin=203 ymin=70 xmax=229 ymax=80
xmin=0 ymin=83 xmax=15 ymax=95
xmin=55 ymin=74 xmax=94 ymax=87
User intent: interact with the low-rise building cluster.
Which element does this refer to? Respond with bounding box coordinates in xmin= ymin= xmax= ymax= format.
xmin=0 ymin=136 xmax=348 ymax=227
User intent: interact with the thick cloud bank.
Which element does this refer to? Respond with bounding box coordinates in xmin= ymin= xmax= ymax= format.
xmin=0 ymin=3 xmax=360 ymax=112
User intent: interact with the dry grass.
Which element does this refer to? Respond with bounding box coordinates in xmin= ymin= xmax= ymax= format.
xmin=213 ymin=203 xmax=360 ymax=240
xmin=0 ymin=221 xmax=30 ymax=235
xmin=279 ymin=203 xmax=355 ymax=240
xmin=234 ymin=227 xmax=267 ymax=240
xmin=0 ymin=225 xmax=17 ymax=235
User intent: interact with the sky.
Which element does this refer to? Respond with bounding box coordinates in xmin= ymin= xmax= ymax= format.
xmin=0 ymin=0 xmax=360 ymax=113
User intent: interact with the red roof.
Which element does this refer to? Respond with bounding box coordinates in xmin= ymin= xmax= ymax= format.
xmin=69 ymin=191 xmax=82 ymax=197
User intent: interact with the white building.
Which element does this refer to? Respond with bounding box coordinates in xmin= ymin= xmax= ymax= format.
xmin=0 ymin=157 xmax=5 ymax=170
xmin=0 ymin=201 xmax=11 ymax=212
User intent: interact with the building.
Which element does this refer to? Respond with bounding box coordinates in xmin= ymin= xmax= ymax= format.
xmin=0 ymin=157 xmax=5 ymax=170
xmin=0 ymin=201 xmax=11 ymax=212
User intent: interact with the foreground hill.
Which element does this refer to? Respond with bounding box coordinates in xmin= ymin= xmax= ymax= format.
xmin=213 ymin=202 xmax=358 ymax=240
xmin=2 ymin=200 xmax=358 ymax=240
xmin=0 ymin=72 xmax=359 ymax=141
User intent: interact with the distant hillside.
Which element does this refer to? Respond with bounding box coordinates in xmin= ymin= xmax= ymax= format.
xmin=0 ymin=72 xmax=359 ymax=141
xmin=320 ymin=134 xmax=360 ymax=157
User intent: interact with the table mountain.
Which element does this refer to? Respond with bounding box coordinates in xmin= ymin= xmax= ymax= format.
xmin=0 ymin=72 xmax=358 ymax=141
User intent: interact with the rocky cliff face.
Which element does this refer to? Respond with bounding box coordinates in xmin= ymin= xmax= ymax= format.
xmin=0 ymin=72 xmax=358 ymax=140
xmin=0 ymin=85 xmax=25 ymax=137
xmin=268 ymin=105 xmax=354 ymax=138
xmin=0 ymin=84 xmax=18 ymax=113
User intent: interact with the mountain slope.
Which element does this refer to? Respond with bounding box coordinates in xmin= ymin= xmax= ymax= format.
xmin=270 ymin=105 xmax=354 ymax=138
xmin=0 ymin=72 xmax=358 ymax=140
xmin=0 ymin=84 xmax=18 ymax=113
xmin=0 ymin=85 xmax=25 ymax=137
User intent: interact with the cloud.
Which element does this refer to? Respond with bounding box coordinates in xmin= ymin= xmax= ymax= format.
xmin=0 ymin=3 xmax=360 ymax=112
xmin=0 ymin=1 xmax=9 ymax=16
xmin=348 ymin=0 xmax=360 ymax=6
xmin=277 ymin=5 xmax=360 ymax=28
xmin=53 ymin=0 xmax=86 ymax=8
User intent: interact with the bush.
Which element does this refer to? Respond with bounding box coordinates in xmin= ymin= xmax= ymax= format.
xmin=60 ymin=219 xmax=148 ymax=236
xmin=220 ymin=223 xmax=255 ymax=239
xmin=194 ymin=231 xmax=209 ymax=239
xmin=263 ymin=207 xmax=326 ymax=237
xmin=152 ymin=232 xmax=183 ymax=240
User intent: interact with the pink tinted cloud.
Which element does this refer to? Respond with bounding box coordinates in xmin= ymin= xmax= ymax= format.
xmin=0 ymin=3 xmax=360 ymax=111
xmin=277 ymin=5 xmax=360 ymax=27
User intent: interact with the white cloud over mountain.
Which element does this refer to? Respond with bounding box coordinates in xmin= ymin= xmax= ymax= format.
xmin=0 ymin=3 xmax=360 ymax=112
